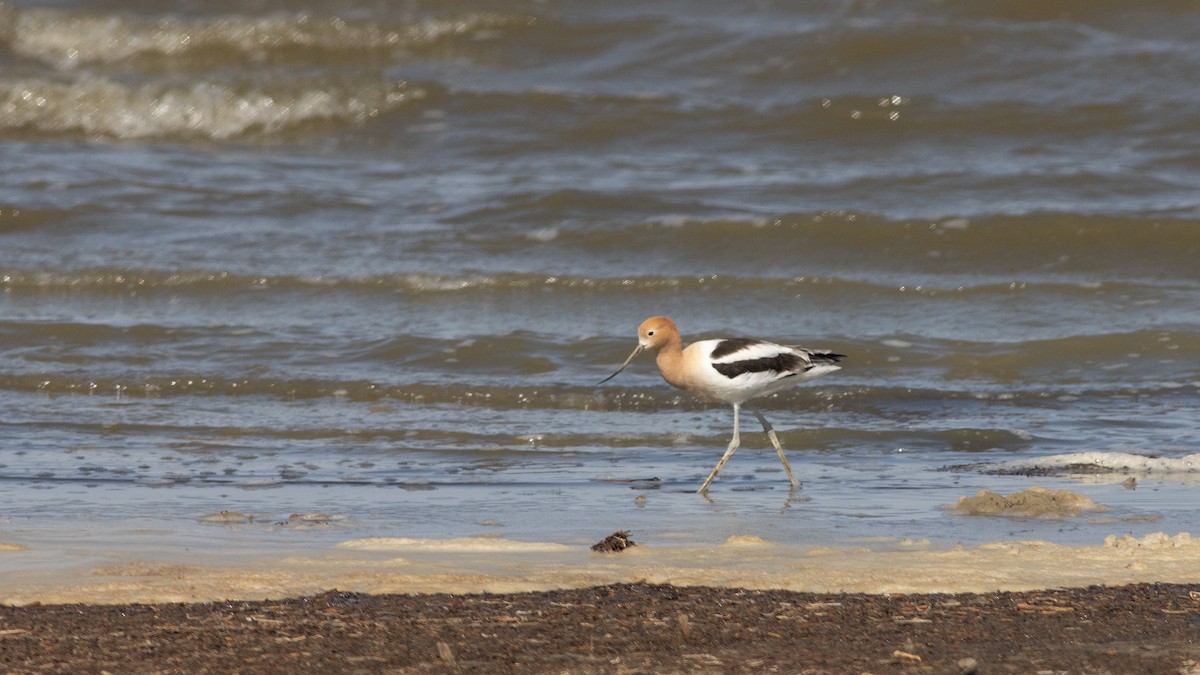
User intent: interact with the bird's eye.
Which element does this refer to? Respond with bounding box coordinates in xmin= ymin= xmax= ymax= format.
xmin=647 ymin=330 xmax=655 ymax=336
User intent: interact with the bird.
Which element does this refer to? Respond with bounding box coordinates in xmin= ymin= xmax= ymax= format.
xmin=600 ymin=316 xmax=844 ymax=493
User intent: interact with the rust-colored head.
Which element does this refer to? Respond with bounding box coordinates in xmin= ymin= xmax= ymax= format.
xmin=636 ymin=316 xmax=678 ymax=351
xmin=598 ymin=316 xmax=680 ymax=384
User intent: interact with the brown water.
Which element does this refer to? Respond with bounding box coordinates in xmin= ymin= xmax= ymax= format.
xmin=1 ymin=0 xmax=1198 ymax=566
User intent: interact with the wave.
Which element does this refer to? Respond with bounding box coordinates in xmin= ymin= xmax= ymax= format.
xmin=0 ymin=6 xmax=528 ymax=69
xmin=0 ymin=74 xmax=426 ymax=140
xmin=0 ymin=206 xmax=69 ymax=234
xmin=1001 ymin=452 xmax=1200 ymax=474
xmin=633 ymin=210 xmax=1181 ymax=282
xmin=0 ymin=372 xmax=644 ymax=408
xmin=2 ymin=1 xmax=1194 ymax=147
xmin=942 ymin=0 xmax=1200 ymax=24
xmin=0 ymin=368 xmax=1192 ymax=407
xmin=2 ymin=264 xmax=1189 ymax=301
xmin=0 ymin=267 xmax=820 ymax=296
xmin=932 ymin=331 xmax=1200 ymax=379
xmin=403 ymin=87 xmax=1182 ymax=162
xmin=947 ymin=452 xmax=1200 ymax=482
xmin=437 ymin=211 xmax=1200 ymax=279
xmin=0 ymin=3 xmax=531 ymax=141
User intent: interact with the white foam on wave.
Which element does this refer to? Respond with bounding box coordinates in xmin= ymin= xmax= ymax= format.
xmin=0 ymin=76 xmax=422 ymax=140
xmin=524 ymin=227 xmax=559 ymax=242
xmin=6 ymin=8 xmax=514 ymax=69
xmin=1000 ymin=452 xmax=1200 ymax=474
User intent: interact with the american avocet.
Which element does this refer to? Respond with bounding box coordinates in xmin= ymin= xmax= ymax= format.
xmin=600 ymin=316 xmax=844 ymax=493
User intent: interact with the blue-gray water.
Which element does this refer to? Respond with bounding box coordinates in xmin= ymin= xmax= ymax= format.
xmin=1 ymin=0 xmax=1198 ymax=557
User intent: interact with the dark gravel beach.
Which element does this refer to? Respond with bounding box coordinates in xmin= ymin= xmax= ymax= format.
xmin=2 ymin=583 xmax=1198 ymax=673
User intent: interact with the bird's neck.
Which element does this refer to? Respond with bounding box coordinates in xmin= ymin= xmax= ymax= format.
xmin=654 ymin=336 xmax=687 ymax=389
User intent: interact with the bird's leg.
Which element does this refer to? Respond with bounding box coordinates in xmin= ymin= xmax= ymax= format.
xmin=750 ymin=408 xmax=800 ymax=488
xmin=698 ymin=404 xmax=741 ymax=493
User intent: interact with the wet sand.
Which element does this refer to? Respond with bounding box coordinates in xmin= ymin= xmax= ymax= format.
xmin=4 ymin=530 xmax=1200 ymax=605
xmin=3 ymin=583 xmax=1199 ymax=673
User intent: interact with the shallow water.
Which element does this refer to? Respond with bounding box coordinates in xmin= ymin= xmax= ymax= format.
xmin=1 ymin=0 xmax=1199 ymax=576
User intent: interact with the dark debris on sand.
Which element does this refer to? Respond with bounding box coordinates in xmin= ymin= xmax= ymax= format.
xmin=591 ymin=530 xmax=637 ymax=553
xmin=2 ymin=582 xmax=1199 ymax=673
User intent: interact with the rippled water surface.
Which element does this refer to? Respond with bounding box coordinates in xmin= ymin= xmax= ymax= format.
xmin=1 ymin=0 xmax=1198 ymax=558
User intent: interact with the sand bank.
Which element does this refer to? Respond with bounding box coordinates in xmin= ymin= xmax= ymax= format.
xmin=2 ymin=531 xmax=1198 ymax=606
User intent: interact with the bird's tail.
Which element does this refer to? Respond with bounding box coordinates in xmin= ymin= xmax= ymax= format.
xmin=808 ymin=350 xmax=846 ymax=366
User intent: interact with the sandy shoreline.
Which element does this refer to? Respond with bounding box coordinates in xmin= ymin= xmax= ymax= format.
xmin=3 ymin=533 xmax=1200 ymax=671
xmin=2 ymin=531 xmax=1199 ymax=606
